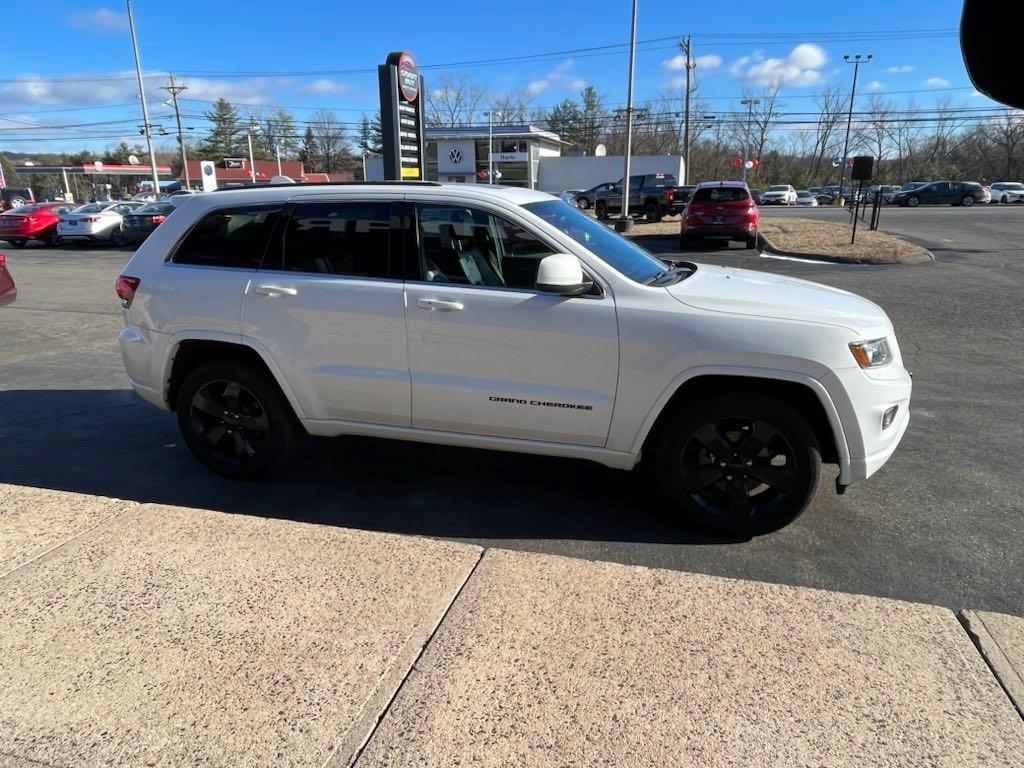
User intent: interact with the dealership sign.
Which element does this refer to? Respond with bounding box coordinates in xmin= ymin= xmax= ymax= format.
xmin=378 ymin=50 xmax=426 ymax=181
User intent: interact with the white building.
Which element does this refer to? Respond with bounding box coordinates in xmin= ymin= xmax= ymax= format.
xmin=364 ymin=123 xmax=685 ymax=193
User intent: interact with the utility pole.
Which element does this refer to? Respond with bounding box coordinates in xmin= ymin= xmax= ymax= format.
xmin=837 ymin=53 xmax=872 ymax=205
xmin=616 ymin=0 xmax=639 ymax=232
xmin=159 ymin=73 xmax=189 ymax=189
xmin=483 ymin=110 xmax=494 ymax=184
xmin=740 ymin=98 xmax=760 ymax=183
xmin=246 ymin=129 xmax=257 ymax=183
xmin=678 ymin=35 xmax=696 ymax=185
xmin=126 ymin=0 xmax=161 ymax=198
xmin=276 ymin=141 xmax=283 ymax=176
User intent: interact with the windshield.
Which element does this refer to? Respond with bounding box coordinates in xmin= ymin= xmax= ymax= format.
xmin=692 ymin=187 xmax=749 ymax=203
xmin=137 ymin=202 xmax=174 ymax=214
xmin=797 ymin=191 xmax=812 ymax=197
xmin=523 ymin=199 xmax=666 ymax=284
xmin=768 ymin=185 xmax=789 ymax=192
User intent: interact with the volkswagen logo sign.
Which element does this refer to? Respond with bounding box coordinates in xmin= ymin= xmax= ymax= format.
xmin=448 ymin=148 xmax=463 ymax=164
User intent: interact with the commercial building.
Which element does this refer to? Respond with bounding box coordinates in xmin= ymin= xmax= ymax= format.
xmin=364 ymin=123 xmax=684 ymax=194
xmin=177 ymin=159 xmax=352 ymax=189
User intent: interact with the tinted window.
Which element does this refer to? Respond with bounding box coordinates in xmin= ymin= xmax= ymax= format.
xmin=137 ymin=202 xmax=174 ymax=215
xmin=172 ymin=206 xmax=280 ymax=268
xmin=280 ymin=201 xmax=391 ymax=277
xmin=418 ymin=204 xmax=555 ymax=289
xmin=523 ymin=199 xmax=665 ymax=284
xmin=692 ymin=187 xmax=750 ymax=202
xmin=768 ymin=185 xmax=790 ymax=192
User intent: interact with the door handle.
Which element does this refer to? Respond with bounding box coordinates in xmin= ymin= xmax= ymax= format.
xmin=255 ymin=284 xmax=297 ymax=297
xmin=417 ymin=298 xmax=464 ymax=312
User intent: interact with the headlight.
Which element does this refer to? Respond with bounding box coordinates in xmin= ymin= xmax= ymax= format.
xmin=849 ymin=338 xmax=892 ymax=368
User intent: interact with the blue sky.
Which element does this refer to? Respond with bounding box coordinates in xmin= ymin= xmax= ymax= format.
xmin=0 ymin=0 xmax=994 ymax=153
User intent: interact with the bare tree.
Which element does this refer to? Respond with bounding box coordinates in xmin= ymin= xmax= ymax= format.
xmin=309 ymin=109 xmax=351 ymax=173
xmin=809 ymin=86 xmax=846 ymax=182
xmin=986 ymin=109 xmax=1024 ymax=178
xmin=426 ymin=74 xmax=487 ymax=127
xmin=487 ymin=90 xmax=533 ymax=124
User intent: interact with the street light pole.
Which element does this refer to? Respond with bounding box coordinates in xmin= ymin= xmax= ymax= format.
xmin=125 ymin=0 xmax=161 ymax=198
xmin=740 ymin=98 xmax=760 ymax=184
xmin=679 ymin=35 xmax=694 ymax=185
xmin=837 ymin=53 xmax=872 ymax=205
xmin=247 ymin=130 xmax=257 ymax=183
xmin=617 ymin=0 xmax=638 ymax=232
xmin=276 ymin=141 xmax=283 ymax=176
xmin=483 ymin=110 xmax=494 ymax=184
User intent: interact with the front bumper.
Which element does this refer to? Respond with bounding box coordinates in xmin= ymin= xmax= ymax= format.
xmin=820 ymin=364 xmax=913 ymax=485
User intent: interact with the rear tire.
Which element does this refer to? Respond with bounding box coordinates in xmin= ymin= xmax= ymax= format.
xmin=46 ymin=230 xmax=62 ymax=247
xmin=745 ymin=235 xmax=757 ymax=250
xmin=110 ymin=226 xmax=126 ymax=246
xmin=644 ymin=201 xmax=663 ymax=223
xmin=654 ymin=394 xmax=821 ymax=537
xmin=595 ymin=200 xmax=608 ymax=220
xmin=8 ymin=239 xmax=26 ymax=248
xmin=960 ymin=195 xmax=974 ymax=207
xmin=176 ymin=359 xmax=302 ymax=480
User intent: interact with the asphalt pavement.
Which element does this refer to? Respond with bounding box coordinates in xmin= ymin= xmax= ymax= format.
xmin=1 ymin=205 xmax=1022 ymax=614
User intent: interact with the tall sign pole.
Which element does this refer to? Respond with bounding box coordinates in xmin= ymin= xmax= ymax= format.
xmin=616 ymin=0 xmax=639 ymax=232
xmin=125 ymin=0 xmax=161 ymax=197
xmin=378 ymin=51 xmax=426 ymax=181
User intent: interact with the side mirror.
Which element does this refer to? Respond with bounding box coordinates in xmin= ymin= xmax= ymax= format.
xmin=536 ymin=254 xmax=589 ymax=297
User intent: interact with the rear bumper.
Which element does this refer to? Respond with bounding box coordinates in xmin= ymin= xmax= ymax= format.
xmin=681 ymin=226 xmax=756 ymax=240
xmin=0 ymin=224 xmax=53 ymax=240
xmin=122 ymin=228 xmax=155 ymax=244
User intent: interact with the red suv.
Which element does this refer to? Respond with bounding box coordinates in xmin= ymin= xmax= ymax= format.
xmin=0 ymin=201 xmax=77 ymax=247
xmin=680 ymin=181 xmax=760 ymax=249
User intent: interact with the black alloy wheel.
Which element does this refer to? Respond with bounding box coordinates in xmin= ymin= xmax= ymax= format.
xmin=177 ymin=360 xmax=301 ymax=479
xmin=655 ymin=394 xmax=821 ymax=537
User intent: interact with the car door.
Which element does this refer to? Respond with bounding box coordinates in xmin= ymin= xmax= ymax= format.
xmin=403 ymin=200 xmax=619 ymax=447
xmin=240 ymin=197 xmax=411 ymax=426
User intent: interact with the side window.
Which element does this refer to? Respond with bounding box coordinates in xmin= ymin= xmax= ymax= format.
xmin=417 ymin=204 xmax=555 ymax=290
xmin=172 ymin=206 xmax=280 ymax=268
xmin=280 ymin=201 xmax=391 ymax=277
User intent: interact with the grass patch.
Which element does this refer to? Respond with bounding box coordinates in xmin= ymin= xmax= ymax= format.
xmin=759 ymin=218 xmax=931 ymax=264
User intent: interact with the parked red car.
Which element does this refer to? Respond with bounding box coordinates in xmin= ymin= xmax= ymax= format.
xmin=680 ymin=181 xmax=760 ymax=250
xmin=0 ymin=202 xmax=77 ymax=247
xmin=0 ymin=252 xmax=16 ymax=305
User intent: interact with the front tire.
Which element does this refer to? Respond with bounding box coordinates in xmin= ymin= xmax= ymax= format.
xmin=906 ymin=196 xmax=920 ymax=208
xmin=654 ymin=394 xmax=821 ymax=537
xmin=577 ymin=197 xmax=590 ymax=210
xmin=176 ymin=359 xmax=302 ymax=480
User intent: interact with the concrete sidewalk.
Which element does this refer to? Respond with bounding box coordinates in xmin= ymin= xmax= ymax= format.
xmin=1 ymin=483 xmax=1022 ymax=767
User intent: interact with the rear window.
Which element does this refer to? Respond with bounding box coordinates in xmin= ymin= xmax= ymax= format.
xmin=171 ymin=206 xmax=281 ymax=268
xmin=692 ymin=187 xmax=750 ymax=203
xmin=137 ymin=202 xmax=174 ymax=214
xmin=74 ymin=203 xmax=105 ymax=213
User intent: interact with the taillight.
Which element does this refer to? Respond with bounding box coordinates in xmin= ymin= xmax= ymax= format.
xmin=25 ymin=217 xmax=38 ymax=223
xmin=115 ymin=275 xmax=140 ymax=308
xmin=81 ymin=216 xmax=100 ymax=223
xmin=0 ymin=253 xmax=7 ymax=268
xmin=664 ymin=188 xmax=674 ymax=200
xmin=151 ymin=215 xmax=167 ymax=225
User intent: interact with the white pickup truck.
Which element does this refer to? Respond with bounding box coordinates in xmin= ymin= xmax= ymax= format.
xmin=116 ymin=182 xmax=911 ymax=536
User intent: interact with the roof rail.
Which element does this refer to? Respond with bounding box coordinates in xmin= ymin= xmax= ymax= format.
xmin=211 ymin=180 xmax=443 ymax=192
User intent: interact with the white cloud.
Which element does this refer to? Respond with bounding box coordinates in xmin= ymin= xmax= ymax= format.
xmin=67 ymin=8 xmax=128 ymax=33
xmin=925 ymin=76 xmax=950 ymax=87
xmin=296 ymin=78 xmax=351 ymax=96
xmin=0 ymin=72 xmax=288 ymax=108
xmin=666 ymin=76 xmax=687 ymax=90
xmin=866 ymin=80 xmax=884 ymax=91
xmin=731 ymin=43 xmax=828 ymax=88
xmin=667 ymin=53 xmax=722 ymax=70
xmin=886 ymin=65 xmax=915 ymax=73
xmin=525 ymin=58 xmax=584 ymax=96
xmin=695 ymin=54 xmax=722 ymax=70
xmin=663 ymin=54 xmax=688 ymax=71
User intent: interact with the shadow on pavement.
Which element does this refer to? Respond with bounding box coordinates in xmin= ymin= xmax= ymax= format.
xmin=0 ymin=389 xmax=734 ymax=546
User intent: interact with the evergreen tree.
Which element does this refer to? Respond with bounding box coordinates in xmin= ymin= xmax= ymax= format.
xmin=201 ymin=98 xmax=241 ymax=158
xmin=299 ymin=126 xmax=318 ymax=171
xmin=580 ymin=85 xmax=606 ymax=155
xmin=357 ymin=114 xmax=373 ymax=154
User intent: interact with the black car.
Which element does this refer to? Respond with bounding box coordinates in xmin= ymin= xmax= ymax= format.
xmin=121 ymin=202 xmax=175 ymax=244
xmin=1 ymin=187 xmax=35 ymax=211
xmin=892 ymin=181 xmax=986 ymax=207
xmin=573 ymin=182 xmax=618 ymax=211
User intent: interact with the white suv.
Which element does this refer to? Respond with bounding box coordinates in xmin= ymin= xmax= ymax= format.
xmin=116 ymin=182 xmax=911 ymax=536
xmin=760 ymin=185 xmax=798 ymax=205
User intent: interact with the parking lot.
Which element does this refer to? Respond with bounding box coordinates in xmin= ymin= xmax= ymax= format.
xmin=2 ymin=204 xmax=1022 ymax=614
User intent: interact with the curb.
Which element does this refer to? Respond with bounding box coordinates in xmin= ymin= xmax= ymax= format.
xmin=960 ymin=610 xmax=1024 ymax=720
xmin=757 ymin=232 xmax=935 ymax=265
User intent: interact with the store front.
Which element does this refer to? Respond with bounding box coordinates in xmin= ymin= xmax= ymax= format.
xmin=423 ymin=125 xmax=563 ymax=188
